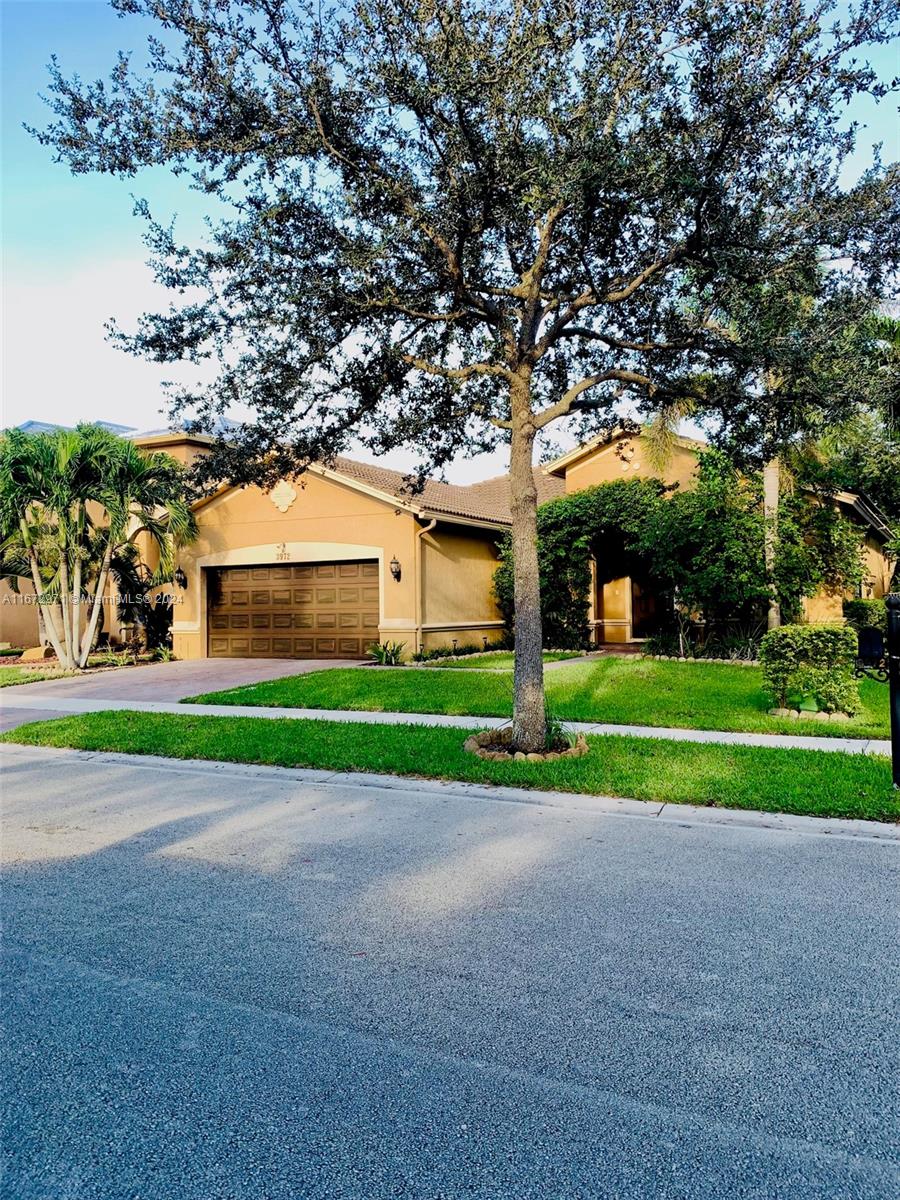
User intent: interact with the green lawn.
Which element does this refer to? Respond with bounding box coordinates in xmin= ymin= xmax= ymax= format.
xmin=187 ymin=656 xmax=890 ymax=740
xmin=3 ymin=710 xmax=896 ymax=822
xmin=0 ymin=665 xmax=71 ymax=687
xmin=425 ymin=650 xmax=581 ymax=669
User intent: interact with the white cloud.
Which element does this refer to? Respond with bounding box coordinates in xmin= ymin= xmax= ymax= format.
xmin=1 ymin=256 xmax=197 ymax=432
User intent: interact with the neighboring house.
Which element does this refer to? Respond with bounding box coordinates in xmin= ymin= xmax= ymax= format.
xmin=2 ymin=422 xmax=894 ymax=655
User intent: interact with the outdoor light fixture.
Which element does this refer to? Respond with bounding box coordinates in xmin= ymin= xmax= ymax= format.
xmin=452 ymin=638 xmax=458 ymax=651
xmin=482 ymin=636 xmax=489 ymax=649
xmin=174 ymin=567 xmax=188 ymax=590
xmin=389 ymin=557 xmax=401 ymax=582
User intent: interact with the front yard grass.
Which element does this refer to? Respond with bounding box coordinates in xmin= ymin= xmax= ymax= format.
xmin=3 ymin=711 xmax=896 ymax=823
xmin=0 ymin=665 xmax=72 ymax=687
xmin=187 ymin=656 xmax=890 ymax=741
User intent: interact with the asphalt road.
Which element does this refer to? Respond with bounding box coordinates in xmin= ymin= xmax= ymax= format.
xmin=3 ymin=746 xmax=899 ymax=1199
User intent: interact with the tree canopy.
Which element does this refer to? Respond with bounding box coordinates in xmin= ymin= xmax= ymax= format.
xmin=34 ymin=0 xmax=900 ymax=745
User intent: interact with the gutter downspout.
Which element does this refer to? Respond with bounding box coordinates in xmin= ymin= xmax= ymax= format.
xmin=415 ymin=516 xmax=437 ymax=654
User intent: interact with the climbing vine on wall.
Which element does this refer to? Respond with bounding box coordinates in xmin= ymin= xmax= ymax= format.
xmin=492 ymin=479 xmax=668 ymax=648
xmin=493 ymin=452 xmax=866 ymax=647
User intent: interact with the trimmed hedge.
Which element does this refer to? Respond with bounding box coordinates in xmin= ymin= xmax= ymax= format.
xmin=759 ymin=623 xmax=859 ymax=714
xmin=843 ymin=598 xmax=887 ymax=635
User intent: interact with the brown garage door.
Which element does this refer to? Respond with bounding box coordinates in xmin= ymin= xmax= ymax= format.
xmin=207 ymin=561 xmax=380 ymax=659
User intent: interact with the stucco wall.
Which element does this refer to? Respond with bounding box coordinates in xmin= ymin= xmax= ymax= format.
xmin=0 ymin=579 xmax=40 ymax=648
xmin=861 ymin=534 xmax=894 ymax=598
xmin=562 ymin=435 xmax=699 ymax=494
xmin=420 ymin=525 xmax=505 ymax=650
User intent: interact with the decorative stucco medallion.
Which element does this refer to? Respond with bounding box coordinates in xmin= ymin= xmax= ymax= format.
xmin=269 ymin=479 xmax=297 ymax=513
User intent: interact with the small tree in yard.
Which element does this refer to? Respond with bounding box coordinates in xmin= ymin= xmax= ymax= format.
xmin=35 ymin=0 xmax=899 ymax=748
xmin=0 ymin=425 xmax=196 ymax=670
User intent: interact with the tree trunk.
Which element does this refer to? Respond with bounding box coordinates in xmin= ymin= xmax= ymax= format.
xmin=79 ymin=545 xmax=113 ymax=667
xmin=21 ymin=523 xmax=67 ymax=664
xmin=509 ymin=381 xmax=547 ymax=752
xmin=58 ymin=541 xmax=77 ymax=669
xmin=71 ymin=501 xmax=84 ymax=666
xmin=763 ymin=456 xmax=781 ymax=631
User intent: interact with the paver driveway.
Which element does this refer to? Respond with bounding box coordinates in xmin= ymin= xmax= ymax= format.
xmin=3 ymin=745 xmax=899 ymax=1199
xmin=0 ymin=657 xmax=357 ymax=731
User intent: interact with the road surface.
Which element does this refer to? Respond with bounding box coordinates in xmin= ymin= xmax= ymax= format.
xmin=3 ymin=745 xmax=899 ymax=1198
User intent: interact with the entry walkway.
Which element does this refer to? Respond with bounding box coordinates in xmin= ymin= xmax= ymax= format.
xmin=0 ymin=690 xmax=891 ymax=756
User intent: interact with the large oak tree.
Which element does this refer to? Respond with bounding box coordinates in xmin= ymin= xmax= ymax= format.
xmin=36 ymin=0 xmax=899 ymax=748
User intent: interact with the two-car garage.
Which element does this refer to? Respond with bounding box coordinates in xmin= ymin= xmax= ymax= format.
xmin=207 ymin=561 xmax=380 ymax=659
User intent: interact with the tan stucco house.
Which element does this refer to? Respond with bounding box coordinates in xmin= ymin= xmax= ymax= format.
xmin=150 ymin=426 xmax=893 ymax=660
xmin=2 ymin=423 xmax=894 ymax=656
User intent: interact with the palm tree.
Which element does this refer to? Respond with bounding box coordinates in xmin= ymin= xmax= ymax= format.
xmin=0 ymin=424 xmax=196 ymax=669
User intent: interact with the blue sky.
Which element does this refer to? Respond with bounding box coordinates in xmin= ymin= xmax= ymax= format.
xmin=2 ymin=1 xmax=898 ymax=476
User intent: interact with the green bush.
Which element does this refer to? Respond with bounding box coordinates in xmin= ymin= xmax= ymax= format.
xmin=842 ymin=598 xmax=887 ymax=634
xmin=645 ymin=621 xmax=764 ymax=661
xmin=412 ymin=640 xmax=506 ymax=662
xmin=368 ymin=640 xmax=407 ymax=665
xmin=759 ymin=623 xmax=860 ymax=714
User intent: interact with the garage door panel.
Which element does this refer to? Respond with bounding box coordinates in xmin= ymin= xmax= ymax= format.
xmin=209 ymin=561 xmax=379 ymax=659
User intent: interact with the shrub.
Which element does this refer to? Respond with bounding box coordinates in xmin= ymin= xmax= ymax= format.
xmin=412 ymin=640 xmax=505 ymax=662
xmin=842 ymin=598 xmax=887 ymax=635
xmin=368 ymin=640 xmax=407 ymax=665
xmin=759 ymin=623 xmax=859 ymax=714
xmin=645 ymin=621 xmax=764 ymax=661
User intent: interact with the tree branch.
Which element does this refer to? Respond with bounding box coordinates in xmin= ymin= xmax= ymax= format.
xmin=534 ymin=368 xmax=655 ymax=428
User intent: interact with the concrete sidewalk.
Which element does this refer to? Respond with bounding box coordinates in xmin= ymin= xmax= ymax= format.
xmin=1 ymin=690 xmax=891 ymax=756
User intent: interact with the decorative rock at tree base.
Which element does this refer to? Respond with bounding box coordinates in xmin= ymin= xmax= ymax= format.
xmin=463 ymin=727 xmax=589 ymax=762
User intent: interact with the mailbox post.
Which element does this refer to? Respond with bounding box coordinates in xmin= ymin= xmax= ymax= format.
xmin=887 ymin=594 xmax=900 ymax=789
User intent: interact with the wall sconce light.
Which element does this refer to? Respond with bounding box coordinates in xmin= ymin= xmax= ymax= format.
xmin=389 ymin=557 xmax=401 ymax=582
xmin=174 ymin=567 xmax=188 ymax=590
